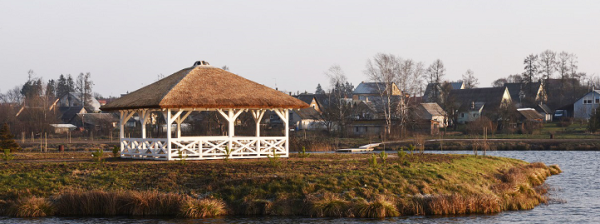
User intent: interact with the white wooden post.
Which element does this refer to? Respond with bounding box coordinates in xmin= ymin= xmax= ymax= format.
xmin=284 ymin=109 xmax=289 ymax=157
xmin=217 ymin=109 xmax=244 ymax=156
xmin=176 ymin=110 xmax=192 ymax=138
xmin=166 ymin=109 xmax=172 ymax=160
xmin=119 ymin=110 xmax=135 ymax=157
xmin=273 ymin=108 xmax=289 ymax=157
xmin=252 ymin=109 xmax=265 ymax=154
xmin=119 ymin=110 xmax=124 ymax=152
xmin=228 ymin=110 xmax=234 ymax=152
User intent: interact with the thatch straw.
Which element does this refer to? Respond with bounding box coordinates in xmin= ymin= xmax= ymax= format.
xmin=101 ymin=65 xmax=309 ymax=111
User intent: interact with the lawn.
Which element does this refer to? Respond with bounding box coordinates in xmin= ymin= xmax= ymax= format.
xmin=0 ymin=152 xmax=560 ymax=218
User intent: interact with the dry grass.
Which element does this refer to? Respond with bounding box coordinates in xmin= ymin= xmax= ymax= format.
xmin=179 ymin=198 xmax=226 ymax=218
xmin=0 ymin=153 xmax=561 ymax=218
xmin=53 ymin=190 xmax=184 ymax=216
xmin=6 ymin=197 xmax=55 ymax=217
xmin=307 ymin=193 xmax=351 ymax=217
xmin=352 ymin=196 xmax=399 ymax=218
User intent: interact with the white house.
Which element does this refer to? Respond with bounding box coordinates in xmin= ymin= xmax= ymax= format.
xmin=574 ymin=90 xmax=600 ymax=119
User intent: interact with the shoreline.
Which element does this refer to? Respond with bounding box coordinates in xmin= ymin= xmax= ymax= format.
xmin=0 ymin=153 xmax=561 ymax=219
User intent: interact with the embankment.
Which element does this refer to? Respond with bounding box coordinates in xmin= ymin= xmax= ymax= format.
xmin=0 ymin=153 xmax=561 ymax=218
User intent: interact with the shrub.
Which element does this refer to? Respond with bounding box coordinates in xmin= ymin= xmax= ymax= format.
xmin=91 ymin=149 xmax=104 ymax=163
xmin=368 ymin=153 xmax=378 ymax=168
xmin=1 ymin=149 xmax=14 ymax=163
xmin=267 ymin=149 xmax=281 ymax=168
xmin=407 ymin=144 xmax=415 ymax=155
xmin=6 ymin=197 xmax=55 ymax=217
xmin=0 ymin=123 xmax=20 ymax=152
xmin=397 ymin=148 xmax=407 ymax=164
xmin=179 ymin=198 xmax=226 ymax=218
xmin=223 ymin=146 xmax=232 ymax=162
xmin=298 ymin=146 xmax=311 ymax=159
xmin=378 ymin=151 xmax=388 ymax=166
xmin=112 ymin=146 xmax=120 ymax=158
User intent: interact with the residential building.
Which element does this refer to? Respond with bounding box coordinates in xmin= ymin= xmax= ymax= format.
xmin=449 ymin=87 xmax=513 ymax=124
xmin=573 ymin=90 xmax=600 ymax=119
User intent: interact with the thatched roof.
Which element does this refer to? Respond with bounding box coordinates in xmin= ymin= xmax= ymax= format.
xmin=101 ymin=64 xmax=309 ymax=111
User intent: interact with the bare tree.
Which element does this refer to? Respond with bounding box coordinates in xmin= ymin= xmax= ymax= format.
xmin=538 ymin=50 xmax=557 ymax=81
xmin=426 ymin=59 xmax=446 ymax=104
xmin=426 ymin=59 xmax=446 ymax=83
xmin=364 ymin=53 xmax=401 ymax=136
xmin=323 ymin=65 xmax=353 ymax=136
xmin=492 ymin=78 xmax=508 ymax=87
xmin=76 ymin=72 xmax=94 ymax=110
xmin=557 ymin=52 xmax=572 ymax=80
xmin=398 ymin=59 xmax=425 ymax=97
xmin=462 ymin=69 xmax=478 ymax=89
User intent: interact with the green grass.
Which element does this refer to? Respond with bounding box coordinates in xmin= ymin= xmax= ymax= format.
xmin=0 ymin=153 xmax=560 ymax=217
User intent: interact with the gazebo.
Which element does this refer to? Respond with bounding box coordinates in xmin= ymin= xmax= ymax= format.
xmin=100 ymin=61 xmax=309 ymax=160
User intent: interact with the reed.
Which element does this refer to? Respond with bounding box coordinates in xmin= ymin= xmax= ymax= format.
xmin=179 ymin=198 xmax=226 ymax=218
xmin=6 ymin=197 xmax=55 ymax=217
xmin=352 ymin=196 xmax=399 ymax=218
xmin=54 ymin=190 xmax=184 ymax=216
xmin=307 ymin=193 xmax=351 ymax=217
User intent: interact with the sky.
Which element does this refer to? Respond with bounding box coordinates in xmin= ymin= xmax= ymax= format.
xmin=1 ymin=0 xmax=599 ymax=97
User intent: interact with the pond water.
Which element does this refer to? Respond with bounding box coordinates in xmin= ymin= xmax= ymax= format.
xmin=1 ymin=151 xmax=599 ymax=223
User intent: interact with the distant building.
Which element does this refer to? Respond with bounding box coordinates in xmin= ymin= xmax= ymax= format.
xmin=58 ymin=92 xmax=101 ymax=112
xmin=503 ymin=82 xmax=544 ymax=107
xmin=411 ymin=103 xmax=447 ymax=135
xmin=449 ymin=87 xmax=513 ymax=123
xmin=352 ymin=82 xmax=402 ymax=102
xmin=289 ymin=107 xmax=323 ymax=130
xmin=423 ymin=81 xmax=464 ymax=103
xmin=573 ymin=90 xmax=600 ymax=120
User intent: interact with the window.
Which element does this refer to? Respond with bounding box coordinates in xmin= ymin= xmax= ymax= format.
xmin=461 ymin=113 xmax=465 ymax=118
xmin=584 ymin=99 xmax=593 ymax=104
xmin=596 ymin=98 xmax=599 ymax=104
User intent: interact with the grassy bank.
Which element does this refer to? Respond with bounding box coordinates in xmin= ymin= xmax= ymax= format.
xmin=0 ymin=153 xmax=560 ymax=218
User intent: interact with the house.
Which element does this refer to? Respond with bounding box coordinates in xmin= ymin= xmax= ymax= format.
xmin=416 ymin=103 xmax=447 ymax=128
xmin=503 ymin=82 xmax=544 ymax=107
xmin=573 ymin=90 xmax=600 ymax=120
xmin=423 ymin=81 xmax=464 ymax=103
xmin=295 ymin=94 xmax=324 ymax=113
xmin=289 ymin=107 xmax=323 ymax=130
xmin=49 ymin=124 xmax=77 ymax=134
xmin=448 ymin=87 xmax=513 ymax=124
xmin=516 ymin=108 xmax=544 ymax=132
xmin=58 ymin=106 xmax=87 ymax=124
xmin=58 ymin=92 xmax=102 ymax=112
xmin=74 ymin=113 xmax=118 ymax=131
xmin=352 ymin=82 xmax=402 ymax=102
xmin=517 ymin=108 xmax=544 ymax=122
xmin=534 ymin=104 xmax=553 ymax=122
xmin=411 ymin=103 xmax=447 ymax=135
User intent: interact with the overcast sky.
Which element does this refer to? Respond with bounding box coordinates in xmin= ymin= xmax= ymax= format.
xmin=1 ymin=0 xmax=598 ymax=97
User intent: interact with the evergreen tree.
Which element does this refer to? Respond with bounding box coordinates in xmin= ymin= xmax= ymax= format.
xmin=57 ymin=74 xmax=69 ymax=98
xmin=46 ymin=79 xmax=56 ymax=99
xmin=315 ymin=83 xmax=325 ymax=94
xmin=0 ymin=123 xmax=20 ymax=152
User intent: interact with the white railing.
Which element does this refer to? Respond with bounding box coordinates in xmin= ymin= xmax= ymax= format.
xmin=120 ymin=136 xmax=287 ymax=160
